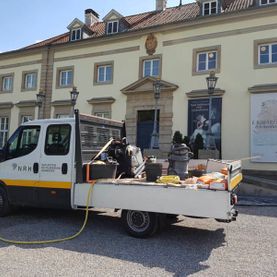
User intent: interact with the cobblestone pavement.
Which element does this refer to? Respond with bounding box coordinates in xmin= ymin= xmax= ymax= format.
xmin=0 ymin=206 xmax=276 ymax=277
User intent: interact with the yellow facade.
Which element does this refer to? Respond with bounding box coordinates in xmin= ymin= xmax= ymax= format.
xmin=1 ymin=3 xmax=277 ymax=171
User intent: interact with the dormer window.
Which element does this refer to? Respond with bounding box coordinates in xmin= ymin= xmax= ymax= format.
xmin=71 ymin=28 xmax=82 ymax=41
xmin=107 ymin=20 xmax=119 ymax=34
xmin=203 ymin=1 xmax=218 ymax=16
xmin=259 ymin=0 xmax=276 ymax=5
xmin=67 ymin=17 xmax=94 ymax=42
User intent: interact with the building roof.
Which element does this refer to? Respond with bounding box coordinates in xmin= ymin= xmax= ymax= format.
xmin=24 ymin=0 xmax=254 ymax=50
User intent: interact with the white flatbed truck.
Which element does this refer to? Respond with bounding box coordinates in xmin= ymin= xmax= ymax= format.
xmin=0 ymin=111 xmax=242 ymax=238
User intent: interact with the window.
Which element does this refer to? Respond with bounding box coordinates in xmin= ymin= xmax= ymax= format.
xmin=197 ymin=51 xmax=217 ymax=72
xmin=21 ymin=115 xmax=33 ymax=124
xmin=260 ymin=0 xmax=276 ymax=5
xmin=22 ymin=71 xmax=37 ymax=90
xmin=57 ymin=67 xmax=74 ymax=88
xmin=203 ymin=1 xmax=218 ymax=15
xmin=56 ymin=114 xmax=69 ymax=119
xmin=0 ymin=117 xmax=9 ymax=149
xmin=45 ymin=125 xmax=71 ymax=156
xmin=139 ymin=55 xmax=162 ymax=78
xmin=98 ymin=65 xmax=112 ymax=82
xmin=107 ymin=21 xmax=119 ymax=34
xmin=259 ymin=43 xmax=277 ymax=65
xmin=94 ymin=112 xmax=111 ymax=118
xmin=193 ymin=46 xmax=221 ymax=74
xmin=1 ymin=74 xmax=13 ymax=92
xmin=94 ymin=62 xmax=113 ymax=84
xmin=143 ymin=59 xmax=160 ymax=77
xmin=71 ymin=28 xmax=82 ymax=41
xmin=6 ymin=126 xmax=40 ymax=159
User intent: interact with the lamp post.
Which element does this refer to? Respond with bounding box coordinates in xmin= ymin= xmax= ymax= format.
xmin=36 ymin=89 xmax=45 ymax=119
xmin=150 ymin=79 xmax=162 ymax=149
xmin=205 ymin=71 xmax=218 ymax=150
xmin=70 ymin=86 xmax=79 ymax=116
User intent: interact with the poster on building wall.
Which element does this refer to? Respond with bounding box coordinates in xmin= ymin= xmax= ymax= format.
xmin=188 ymin=98 xmax=222 ymax=154
xmin=251 ymin=93 xmax=277 ymax=163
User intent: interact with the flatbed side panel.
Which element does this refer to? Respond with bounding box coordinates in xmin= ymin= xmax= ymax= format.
xmin=73 ymin=182 xmax=232 ymax=220
xmin=228 ymin=160 xmax=242 ymax=191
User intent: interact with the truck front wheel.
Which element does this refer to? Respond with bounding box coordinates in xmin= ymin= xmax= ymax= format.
xmin=0 ymin=187 xmax=11 ymax=217
xmin=121 ymin=210 xmax=159 ymax=238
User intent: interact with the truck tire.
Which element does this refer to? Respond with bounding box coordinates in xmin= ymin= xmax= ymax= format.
xmin=121 ymin=210 xmax=159 ymax=238
xmin=0 ymin=186 xmax=11 ymax=217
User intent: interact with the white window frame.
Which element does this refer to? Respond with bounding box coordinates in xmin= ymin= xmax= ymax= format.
xmin=258 ymin=43 xmax=277 ymax=65
xmin=259 ymin=0 xmax=276 ymax=5
xmin=196 ymin=51 xmax=217 ymax=72
xmin=2 ymin=75 xmax=13 ymax=92
xmin=202 ymin=1 xmax=218 ymax=16
xmin=56 ymin=114 xmax=69 ymax=119
xmin=71 ymin=28 xmax=82 ymax=41
xmin=59 ymin=69 xmax=73 ymax=87
xmin=107 ymin=20 xmax=119 ymax=34
xmin=0 ymin=117 xmax=9 ymax=149
xmin=21 ymin=115 xmax=33 ymax=124
xmin=24 ymin=72 xmax=37 ymax=90
xmin=143 ymin=59 xmax=160 ymax=77
xmin=97 ymin=65 xmax=112 ymax=83
xmin=94 ymin=111 xmax=110 ymax=119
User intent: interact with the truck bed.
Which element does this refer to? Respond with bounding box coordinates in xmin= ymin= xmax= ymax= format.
xmin=73 ymin=159 xmax=241 ymax=221
xmin=73 ymin=179 xmax=234 ymax=220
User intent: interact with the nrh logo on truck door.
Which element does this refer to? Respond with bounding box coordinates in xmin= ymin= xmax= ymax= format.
xmin=12 ymin=163 xmax=32 ymax=172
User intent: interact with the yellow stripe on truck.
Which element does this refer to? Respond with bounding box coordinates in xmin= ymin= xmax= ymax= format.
xmin=3 ymin=179 xmax=72 ymax=189
xmin=229 ymin=173 xmax=243 ymax=190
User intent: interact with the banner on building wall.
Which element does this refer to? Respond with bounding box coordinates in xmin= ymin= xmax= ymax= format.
xmin=251 ymin=93 xmax=277 ymax=163
xmin=188 ymin=98 xmax=222 ymax=153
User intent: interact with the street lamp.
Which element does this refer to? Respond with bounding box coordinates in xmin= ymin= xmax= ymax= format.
xmin=205 ymin=71 xmax=218 ymax=150
xmin=70 ymin=86 xmax=79 ymax=116
xmin=150 ymin=79 xmax=162 ymax=149
xmin=36 ymin=89 xmax=45 ymax=119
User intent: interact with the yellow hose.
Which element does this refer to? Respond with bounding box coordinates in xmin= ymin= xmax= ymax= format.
xmin=0 ymin=184 xmax=94 ymax=245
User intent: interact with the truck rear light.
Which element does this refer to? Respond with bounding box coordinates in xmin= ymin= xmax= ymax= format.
xmin=231 ymin=194 xmax=237 ymax=205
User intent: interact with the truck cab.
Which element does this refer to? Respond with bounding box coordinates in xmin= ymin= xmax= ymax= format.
xmin=0 ymin=118 xmax=75 ymax=210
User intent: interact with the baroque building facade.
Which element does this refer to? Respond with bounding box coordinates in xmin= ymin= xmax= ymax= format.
xmin=0 ymin=0 xmax=277 ymax=172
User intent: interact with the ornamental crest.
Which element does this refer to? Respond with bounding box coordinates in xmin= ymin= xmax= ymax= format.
xmin=145 ymin=33 xmax=158 ymax=55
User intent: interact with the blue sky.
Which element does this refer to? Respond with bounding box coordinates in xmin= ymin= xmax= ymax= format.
xmin=0 ymin=0 xmax=189 ymax=53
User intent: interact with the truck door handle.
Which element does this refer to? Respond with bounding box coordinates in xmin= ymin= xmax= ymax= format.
xmin=62 ymin=163 xmax=68 ymax=175
xmin=33 ymin=163 xmax=39 ymax=174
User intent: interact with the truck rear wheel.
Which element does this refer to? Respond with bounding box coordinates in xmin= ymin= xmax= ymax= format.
xmin=0 ymin=187 xmax=11 ymax=217
xmin=121 ymin=210 xmax=159 ymax=238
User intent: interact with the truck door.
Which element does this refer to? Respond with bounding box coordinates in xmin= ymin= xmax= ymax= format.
xmin=0 ymin=125 xmax=41 ymax=206
xmin=37 ymin=123 xmax=73 ymax=209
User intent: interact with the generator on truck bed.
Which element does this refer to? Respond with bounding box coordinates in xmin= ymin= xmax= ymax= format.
xmin=0 ymin=111 xmax=242 ymax=238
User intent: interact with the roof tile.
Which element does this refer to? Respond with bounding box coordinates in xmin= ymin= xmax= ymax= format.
xmin=22 ymin=0 xmax=254 ymax=50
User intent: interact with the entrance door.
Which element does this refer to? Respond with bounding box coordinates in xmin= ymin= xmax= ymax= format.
xmin=137 ymin=110 xmax=159 ymax=151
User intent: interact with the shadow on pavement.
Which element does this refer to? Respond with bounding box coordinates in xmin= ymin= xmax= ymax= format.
xmin=0 ymin=208 xmax=226 ymax=276
xmin=237 ymin=205 xmax=277 ymax=218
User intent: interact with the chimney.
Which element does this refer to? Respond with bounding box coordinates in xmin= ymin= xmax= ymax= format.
xmin=156 ymin=0 xmax=167 ymax=11
xmin=85 ymin=9 xmax=99 ymax=27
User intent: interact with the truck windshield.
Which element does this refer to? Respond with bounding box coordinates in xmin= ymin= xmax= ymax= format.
xmin=6 ymin=126 xmax=40 ymax=160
